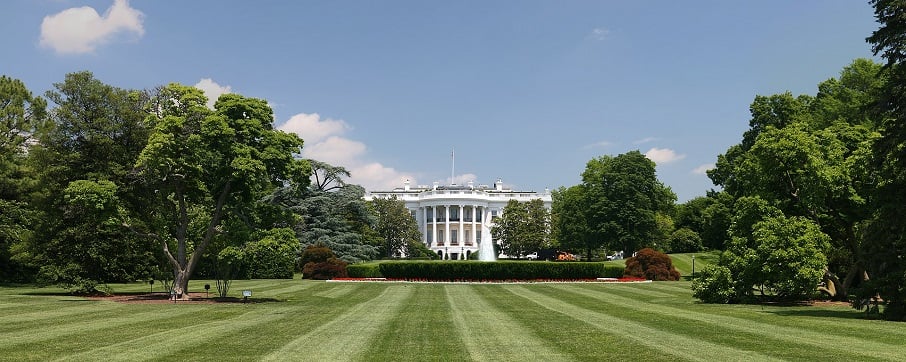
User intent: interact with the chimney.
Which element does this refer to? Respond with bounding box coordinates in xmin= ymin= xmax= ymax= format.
xmin=404 ymin=179 xmax=411 ymax=191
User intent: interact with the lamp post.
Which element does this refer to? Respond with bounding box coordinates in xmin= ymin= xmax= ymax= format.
xmin=149 ymin=279 xmax=154 ymax=294
xmin=691 ymin=255 xmax=696 ymax=279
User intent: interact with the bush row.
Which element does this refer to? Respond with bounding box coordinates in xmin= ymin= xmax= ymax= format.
xmin=347 ymin=261 xmax=624 ymax=280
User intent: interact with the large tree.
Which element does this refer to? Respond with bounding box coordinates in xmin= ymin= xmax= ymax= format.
xmin=863 ymin=0 xmax=906 ymax=320
xmin=29 ymin=72 xmax=154 ymax=290
xmin=492 ymin=199 xmax=551 ymax=259
xmin=708 ymin=59 xmax=885 ymax=300
xmin=552 ymin=185 xmax=599 ymax=260
xmin=131 ymin=84 xmax=309 ymax=299
xmin=368 ymin=196 xmax=421 ymax=258
xmin=581 ymin=151 xmax=676 ymax=254
xmin=0 ymin=76 xmax=45 ymax=282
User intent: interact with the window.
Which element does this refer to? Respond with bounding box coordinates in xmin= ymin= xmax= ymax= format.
xmin=450 ymin=207 xmax=459 ymax=220
xmin=427 ymin=229 xmax=433 ymax=243
xmin=451 ymin=230 xmax=458 ymax=244
xmin=410 ymin=209 xmax=416 ymax=219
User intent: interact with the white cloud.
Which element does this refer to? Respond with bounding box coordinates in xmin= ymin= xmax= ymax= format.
xmin=278 ymin=113 xmax=414 ymax=191
xmin=633 ymin=137 xmax=659 ymax=145
xmin=644 ymin=147 xmax=686 ymax=165
xmin=280 ymin=113 xmax=351 ymax=144
xmin=40 ymin=0 xmax=144 ymax=54
xmin=589 ymin=27 xmax=610 ymax=41
xmin=194 ymin=78 xmax=232 ymax=109
xmin=692 ymin=163 xmax=715 ymax=175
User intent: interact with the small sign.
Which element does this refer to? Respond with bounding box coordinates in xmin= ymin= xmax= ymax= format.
xmin=242 ymin=290 xmax=252 ymax=297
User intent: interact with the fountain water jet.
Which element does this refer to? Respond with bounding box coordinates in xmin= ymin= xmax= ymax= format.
xmin=479 ymin=239 xmax=496 ymax=261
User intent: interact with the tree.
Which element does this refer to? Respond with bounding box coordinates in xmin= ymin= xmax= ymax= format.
xmin=0 ymin=76 xmax=45 ymax=282
xmin=272 ymin=181 xmax=380 ymax=263
xmin=492 ymin=199 xmax=551 ymax=259
xmin=669 ymin=228 xmax=703 ymax=253
xmin=38 ymin=180 xmax=152 ymax=293
xmin=701 ymin=197 xmax=831 ymax=303
xmin=863 ymin=0 xmax=906 ymax=320
xmin=582 ymin=151 xmax=676 ymax=254
xmin=552 ymin=185 xmax=599 ymax=260
xmin=708 ymin=60 xmax=886 ymax=300
xmin=369 ymin=196 xmax=421 ymax=258
xmin=131 ymin=84 xmax=309 ymax=299
xmin=28 ymin=72 xmax=154 ymax=290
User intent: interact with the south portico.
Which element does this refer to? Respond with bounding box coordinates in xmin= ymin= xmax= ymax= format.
xmin=365 ymin=179 xmax=552 ymax=259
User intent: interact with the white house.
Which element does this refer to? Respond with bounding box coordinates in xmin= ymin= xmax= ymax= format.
xmin=365 ymin=179 xmax=552 ymax=260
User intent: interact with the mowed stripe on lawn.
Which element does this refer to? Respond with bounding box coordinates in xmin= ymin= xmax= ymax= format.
xmin=505 ymin=285 xmax=782 ymax=362
xmin=262 ymin=285 xmax=414 ymax=361
xmin=54 ymin=306 xmax=297 ymax=362
xmin=445 ymin=285 xmax=572 ymax=362
xmin=0 ymin=306 xmax=199 ymax=349
xmin=556 ymin=284 xmax=905 ymax=361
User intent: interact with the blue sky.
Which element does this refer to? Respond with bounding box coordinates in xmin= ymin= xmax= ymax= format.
xmin=0 ymin=0 xmax=880 ymax=201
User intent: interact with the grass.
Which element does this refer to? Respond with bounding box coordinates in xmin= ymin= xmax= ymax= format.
xmin=1 ymin=278 xmax=903 ymax=361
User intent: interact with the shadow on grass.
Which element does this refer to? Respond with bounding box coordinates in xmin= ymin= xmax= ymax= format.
xmin=765 ymin=308 xmax=866 ymax=319
xmin=22 ymin=291 xmax=281 ymax=304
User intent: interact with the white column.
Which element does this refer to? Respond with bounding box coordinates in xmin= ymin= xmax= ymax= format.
xmin=444 ymin=205 xmax=450 ymax=250
xmin=472 ymin=205 xmax=477 ymax=247
xmin=432 ymin=205 xmax=438 ymax=247
xmin=458 ymin=205 xmax=464 ymax=249
xmin=422 ymin=207 xmax=428 ymax=245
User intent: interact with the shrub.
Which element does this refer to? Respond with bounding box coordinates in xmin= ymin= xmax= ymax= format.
xmin=242 ymin=228 xmax=297 ymax=279
xmin=300 ymin=245 xmax=348 ymax=280
xmin=347 ymin=263 xmax=383 ymax=278
xmin=692 ymin=265 xmax=735 ymax=303
xmin=669 ymin=228 xmax=704 ymax=253
xmin=623 ymin=248 xmax=680 ymax=281
xmin=302 ymin=258 xmax=348 ymax=280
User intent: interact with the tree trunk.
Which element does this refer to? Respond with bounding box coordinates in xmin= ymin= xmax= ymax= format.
xmin=172 ymin=267 xmax=191 ymax=300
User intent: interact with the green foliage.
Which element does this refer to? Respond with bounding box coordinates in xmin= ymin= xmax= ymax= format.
xmin=278 ymin=180 xmax=380 ymax=263
xmin=492 ymin=199 xmax=551 ymax=258
xmin=863 ymin=0 xmax=906 ymax=321
xmin=37 ymin=180 xmax=153 ymax=292
xmin=369 ymin=196 xmax=421 ymax=258
xmin=669 ymin=228 xmax=704 ymax=253
xmin=132 ymin=84 xmax=310 ymax=297
xmin=375 ymin=261 xmax=619 ymax=280
xmin=346 ymin=263 xmax=383 ymax=278
xmin=692 ymin=265 xmax=736 ymax=303
xmin=581 ymin=151 xmax=676 ymax=255
xmin=242 ymin=228 xmax=297 ymax=279
xmin=552 ymin=185 xmax=598 ymax=259
xmin=623 ymin=248 xmax=680 ymax=281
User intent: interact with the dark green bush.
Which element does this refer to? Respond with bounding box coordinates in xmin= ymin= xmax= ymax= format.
xmin=347 ymin=263 xmax=383 ymax=278
xmin=602 ymin=264 xmax=625 ymax=278
xmin=242 ymin=229 xmax=297 ymax=279
xmin=692 ymin=265 xmax=735 ymax=303
xmin=376 ymin=261 xmax=621 ymax=280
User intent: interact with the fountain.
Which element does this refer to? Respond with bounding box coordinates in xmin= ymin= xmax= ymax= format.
xmin=479 ymin=229 xmax=496 ymax=261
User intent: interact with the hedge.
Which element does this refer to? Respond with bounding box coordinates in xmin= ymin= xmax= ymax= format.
xmin=347 ymin=263 xmax=383 ymax=278
xmin=346 ymin=261 xmax=624 ymax=280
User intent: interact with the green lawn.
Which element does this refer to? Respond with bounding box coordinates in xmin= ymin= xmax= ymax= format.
xmin=1 ymin=279 xmax=902 ymax=361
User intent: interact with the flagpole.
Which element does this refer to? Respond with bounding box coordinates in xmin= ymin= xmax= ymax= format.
xmin=451 ymin=146 xmax=455 ymax=185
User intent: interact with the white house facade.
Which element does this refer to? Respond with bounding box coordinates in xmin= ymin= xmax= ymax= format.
xmin=364 ymin=179 xmax=552 ymax=260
